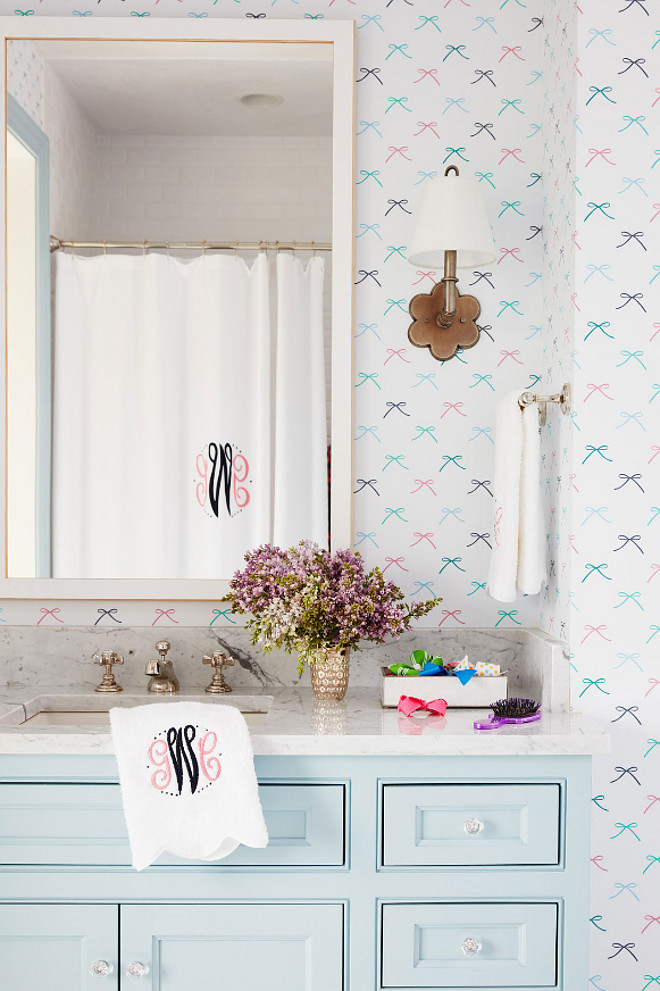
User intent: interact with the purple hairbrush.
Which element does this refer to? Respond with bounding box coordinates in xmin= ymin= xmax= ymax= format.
xmin=474 ymin=697 xmax=541 ymax=731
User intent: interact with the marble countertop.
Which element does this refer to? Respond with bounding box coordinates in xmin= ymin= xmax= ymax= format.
xmin=0 ymin=685 xmax=609 ymax=756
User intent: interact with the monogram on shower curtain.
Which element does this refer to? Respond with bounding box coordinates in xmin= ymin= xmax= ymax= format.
xmin=51 ymin=251 xmax=327 ymax=579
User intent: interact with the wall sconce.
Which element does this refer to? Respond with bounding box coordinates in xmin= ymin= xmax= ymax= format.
xmin=407 ymin=166 xmax=495 ymax=362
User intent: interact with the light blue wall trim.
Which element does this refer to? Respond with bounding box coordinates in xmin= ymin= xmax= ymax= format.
xmin=6 ymin=95 xmax=51 ymax=578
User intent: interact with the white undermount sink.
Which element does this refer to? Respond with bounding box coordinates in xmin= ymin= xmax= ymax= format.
xmin=23 ymin=710 xmax=118 ymax=727
xmin=2 ymin=693 xmax=272 ymax=729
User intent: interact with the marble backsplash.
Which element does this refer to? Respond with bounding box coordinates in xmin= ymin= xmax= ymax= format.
xmin=0 ymin=626 xmax=568 ymax=710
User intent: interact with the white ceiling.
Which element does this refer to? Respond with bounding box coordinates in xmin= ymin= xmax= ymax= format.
xmin=33 ymin=40 xmax=333 ymax=137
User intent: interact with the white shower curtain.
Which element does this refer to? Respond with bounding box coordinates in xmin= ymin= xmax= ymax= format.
xmin=52 ymin=251 xmax=326 ymax=579
xmin=273 ymin=253 xmax=328 ymax=549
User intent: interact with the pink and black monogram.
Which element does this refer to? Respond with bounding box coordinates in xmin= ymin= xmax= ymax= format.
xmin=147 ymin=723 xmax=222 ymax=797
xmin=195 ymin=441 xmax=251 ymax=519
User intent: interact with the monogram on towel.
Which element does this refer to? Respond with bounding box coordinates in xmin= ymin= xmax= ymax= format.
xmin=148 ymin=723 xmax=222 ymax=796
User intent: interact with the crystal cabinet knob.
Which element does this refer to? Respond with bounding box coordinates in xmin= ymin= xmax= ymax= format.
xmin=461 ymin=937 xmax=482 ymax=956
xmin=90 ymin=960 xmax=111 ymax=978
xmin=126 ymin=961 xmax=147 ymax=978
xmin=464 ymin=817 xmax=484 ymax=835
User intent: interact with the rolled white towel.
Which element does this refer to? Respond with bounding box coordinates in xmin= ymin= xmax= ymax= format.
xmin=517 ymin=396 xmax=546 ymax=594
xmin=488 ymin=390 xmax=545 ymax=601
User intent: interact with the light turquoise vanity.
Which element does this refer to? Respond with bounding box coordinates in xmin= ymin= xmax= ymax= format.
xmin=0 ymin=691 xmax=607 ymax=991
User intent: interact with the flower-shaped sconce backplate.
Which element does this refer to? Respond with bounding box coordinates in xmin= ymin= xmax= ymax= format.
xmin=408 ymin=280 xmax=481 ymax=361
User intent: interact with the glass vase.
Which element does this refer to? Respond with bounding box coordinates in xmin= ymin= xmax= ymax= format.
xmin=309 ymin=647 xmax=350 ymax=701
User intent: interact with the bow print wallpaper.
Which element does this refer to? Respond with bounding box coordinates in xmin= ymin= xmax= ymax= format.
xmin=6 ymin=38 xmax=43 ymax=127
xmin=539 ymin=0 xmax=576 ymax=645
xmin=573 ymin=3 xmax=660 ymax=989
xmin=1 ymin=1 xmax=659 ymax=985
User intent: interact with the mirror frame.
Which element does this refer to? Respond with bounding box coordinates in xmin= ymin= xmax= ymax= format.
xmin=0 ymin=16 xmax=355 ymax=600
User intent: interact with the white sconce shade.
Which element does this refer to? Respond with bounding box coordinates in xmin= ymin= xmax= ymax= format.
xmin=407 ymin=170 xmax=496 ymax=269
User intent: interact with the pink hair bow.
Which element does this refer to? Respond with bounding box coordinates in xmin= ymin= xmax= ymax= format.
xmin=397 ymin=695 xmax=447 ymax=717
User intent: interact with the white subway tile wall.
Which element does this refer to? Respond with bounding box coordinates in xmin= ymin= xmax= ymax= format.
xmin=44 ymin=64 xmax=96 ymax=241
xmin=90 ymin=134 xmax=332 ymax=243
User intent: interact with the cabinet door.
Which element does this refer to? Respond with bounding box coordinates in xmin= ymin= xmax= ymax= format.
xmin=121 ymin=903 xmax=343 ymax=991
xmin=0 ymin=904 xmax=118 ymax=991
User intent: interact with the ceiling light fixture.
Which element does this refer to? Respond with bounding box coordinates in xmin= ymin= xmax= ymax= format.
xmin=238 ymin=93 xmax=283 ymax=108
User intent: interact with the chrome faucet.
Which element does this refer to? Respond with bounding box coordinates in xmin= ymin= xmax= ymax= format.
xmin=145 ymin=640 xmax=179 ymax=694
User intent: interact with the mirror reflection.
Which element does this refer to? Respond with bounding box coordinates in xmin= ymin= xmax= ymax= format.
xmin=6 ymin=39 xmax=334 ymax=581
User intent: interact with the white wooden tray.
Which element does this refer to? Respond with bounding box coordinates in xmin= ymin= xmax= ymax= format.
xmin=382 ymin=668 xmax=508 ymax=709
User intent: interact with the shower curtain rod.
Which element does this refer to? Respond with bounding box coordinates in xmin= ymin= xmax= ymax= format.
xmin=50 ymin=236 xmax=332 ymax=254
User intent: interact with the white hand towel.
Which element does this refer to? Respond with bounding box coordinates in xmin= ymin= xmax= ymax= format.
xmin=487 ymin=390 xmax=545 ymax=602
xmin=517 ymin=397 xmax=546 ymax=594
xmin=110 ymin=701 xmax=268 ymax=871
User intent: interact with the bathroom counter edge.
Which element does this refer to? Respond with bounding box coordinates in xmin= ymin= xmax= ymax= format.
xmin=0 ymin=686 xmax=610 ymax=756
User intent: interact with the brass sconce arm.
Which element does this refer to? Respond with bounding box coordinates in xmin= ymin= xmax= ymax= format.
xmin=439 ymin=249 xmax=459 ymax=327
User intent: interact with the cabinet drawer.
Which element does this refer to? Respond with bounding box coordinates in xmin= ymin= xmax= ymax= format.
xmin=382 ymin=784 xmax=560 ymax=867
xmin=0 ymin=782 xmax=345 ymax=867
xmin=381 ymin=902 xmax=558 ymax=988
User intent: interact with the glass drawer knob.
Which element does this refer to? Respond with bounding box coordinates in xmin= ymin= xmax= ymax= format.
xmin=464 ymin=817 xmax=484 ymax=835
xmin=127 ymin=962 xmax=147 ymax=978
xmin=90 ymin=960 xmax=111 ymax=978
xmin=462 ymin=937 xmax=482 ymax=956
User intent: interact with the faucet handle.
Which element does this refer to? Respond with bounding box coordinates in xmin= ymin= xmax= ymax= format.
xmin=155 ymin=640 xmax=171 ymax=658
xmin=202 ymin=650 xmax=234 ymax=694
xmin=93 ymin=650 xmax=124 ymax=693
xmin=203 ymin=650 xmax=234 ymax=668
xmin=95 ymin=649 xmax=124 ymax=666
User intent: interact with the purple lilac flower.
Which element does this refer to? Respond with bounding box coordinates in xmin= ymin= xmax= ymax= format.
xmin=223 ymin=542 xmax=440 ymax=668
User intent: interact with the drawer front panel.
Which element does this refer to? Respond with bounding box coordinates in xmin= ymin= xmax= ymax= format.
xmin=381 ymin=902 xmax=558 ymax=988
xmin=0 ymin=782 xmax=345 ymax=867
xmin=382 ymin=784 xmax=560 ymax=866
